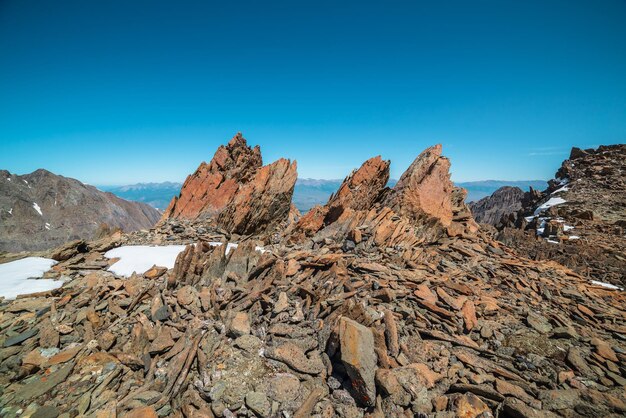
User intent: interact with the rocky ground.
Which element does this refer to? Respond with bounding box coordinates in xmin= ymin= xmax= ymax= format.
xmin=0 ymin=169 xmax=161 ymax=253
xmin=1 ymin=137 xmax=625 ymax=418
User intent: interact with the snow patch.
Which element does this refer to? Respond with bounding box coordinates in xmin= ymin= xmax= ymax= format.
xmin=105 ymin=243 xmax=267 ymax=277
xmin=7 ymin=177 xmax=11 ymax=181
xmin=564 ymin=225 xmax=574 ymax=231
xmin=0 ymin=257 xmax=60 ymax=300
xmin=32 ymin=202 xmax=43 ymax=216
xmin=45 ymin=223 xmax=51 ymax=230
xmin=546 ymin=239 xmax=560 ymax=244
xmin=551 ymin=185 xmax=569 ymax=195
xmin=591 ymin=280 xmax=622 ymax=291
xmin=568 ymin=235 xmax=580 ymax=240
xmin=534 ymin=197 xmax=566 ymax=215
xmin=7 ymin=208 xmax=12 ymax=215
xmin=105 ymin=245 xmax=187 ymax=277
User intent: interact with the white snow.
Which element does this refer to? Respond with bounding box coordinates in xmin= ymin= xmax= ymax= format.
xmin=534 ymin=197 xmax=566 ymax=215
xmin=105 ymin=245 xmax=187 ymax=277
xmin=568 ymin=235 xmax=580 ymax=240
xmin=105 ymin=243 xmax=267 ymax=277
xmin=591 ymin=280 xmax=622 ymax=291
xmin=564 ymin=225 xmax=574 ymax=231
xmin=23 ymin=179 xmax=28 ymax=184
xmin=45 ymin=223 xmax=51 ymax=230
xmin=546 ymin=239 xmax=560 ymax=244
xmin=32 ymin=202 xmax=43 ymax=216
xmin=7 ymin=177 xmax=11 ymax=181
xmin=524 ymin=215 xmax=536 ymax=222
xmin=0 ymin=257 xmax=60 ymax=300
xmin=7 ymin=208 xmax=12 ymax=215
xmin=551 ymin=185 xmax=569 ymax=195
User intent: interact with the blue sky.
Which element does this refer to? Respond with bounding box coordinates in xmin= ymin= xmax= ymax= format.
xmin=1 ymin=0 xmax=624 ymax=185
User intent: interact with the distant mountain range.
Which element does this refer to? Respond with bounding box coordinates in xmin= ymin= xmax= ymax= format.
xmin=99 ymin=182 xmax=183 ymax=210
xmin=100 ymin=179 xmax=548 ymax=213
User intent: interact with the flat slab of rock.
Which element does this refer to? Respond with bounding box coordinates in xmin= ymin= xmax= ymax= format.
xmin=339 ymin=316 xmax=377 ymax=407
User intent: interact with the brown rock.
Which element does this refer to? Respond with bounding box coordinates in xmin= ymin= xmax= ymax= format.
xmin=451 ymin=392 xmax=491 ymax=418
xmin=149 ymin=327 xmax=175 ymax=354
xmin=226 ymin=311 xmax=251 ymax=338
xmin=144 ymin=265 xmax=167 ymax=279
xmin=121 ymin=407 xmax=158 ymax=418
xmin=339 ymin=317 xmax=377 ymax=407
xmin=385 ymin=144 xmax=454 ymax=226
xmin=590 ymin=338 xmax=618 ymax=362
xmin=39 ymin=320 xmax=60 ymax=348
xmin=324 ymin=156 xmax=390 ymax=223
xmin=177 ymin=285 xmax=199 ymax=307
xmin=265 ymin=342 xmax=324 ymax=375
xmin=461 ymin=300 xmax=478 ymax=332
xmin=47 ymin=346 xmax=81 ymax=366
xmin=162 ymin=133 xmax=262 ymax=220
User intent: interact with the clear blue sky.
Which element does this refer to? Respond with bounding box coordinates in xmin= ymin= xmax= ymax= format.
xmin=1 ymin=1 xmax=624 ymax=185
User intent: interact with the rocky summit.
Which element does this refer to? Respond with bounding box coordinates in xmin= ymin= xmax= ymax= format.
xmin=161 ymin=133 xmax=298 ymax=236
xmin=472 ymin=144 xmax=626 ymax=287
xmin=0 ymin=137 xmax=625 ymax=418
xmin=0 ymin=169 xmax=161 ymax=252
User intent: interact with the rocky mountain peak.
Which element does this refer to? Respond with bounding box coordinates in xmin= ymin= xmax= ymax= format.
xmin=162 ymin=133 xmax=297 ymax=236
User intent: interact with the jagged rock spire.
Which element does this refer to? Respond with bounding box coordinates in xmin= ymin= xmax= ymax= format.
xmin=162 ymin=133 xmax=297 ymax=235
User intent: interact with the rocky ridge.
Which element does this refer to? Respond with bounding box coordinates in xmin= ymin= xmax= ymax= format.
xmin=0 ymin=169 xmax=161 ymax=252
xmin=474 ymin=145 xmax=626 ymax=286
xmin=0 ymin=138 xmax=625 ymax=418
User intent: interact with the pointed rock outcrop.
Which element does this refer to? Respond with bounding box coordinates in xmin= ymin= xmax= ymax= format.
xmin=289 ymin=145 xmax=477 ymax=245
xmin=162 ymin=133 xmax=262 ymax=220
xmin=325 ymin=156 xmax=390 ymax=223
xmin=291 ymin=156 xmax=389 ymax=238
xmin=162 ymin=133 xmax=297 ymax=236
xmin=217 ymin=157 xmax=298 ymax=235
xmin=384 ymin=144 xmax=454 ymax=226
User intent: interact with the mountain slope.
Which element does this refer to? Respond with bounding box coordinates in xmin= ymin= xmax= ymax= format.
xmin=0 ymin=169 xmax=161 ymax=252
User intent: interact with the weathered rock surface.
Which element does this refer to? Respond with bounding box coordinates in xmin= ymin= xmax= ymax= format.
xmin=384 ymin=144 xmax=454 ymax=226
xmin=0 ymin=169 xmax=161 ymax=252
xmin=161 ymin=133 xmax=297 ymax=236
